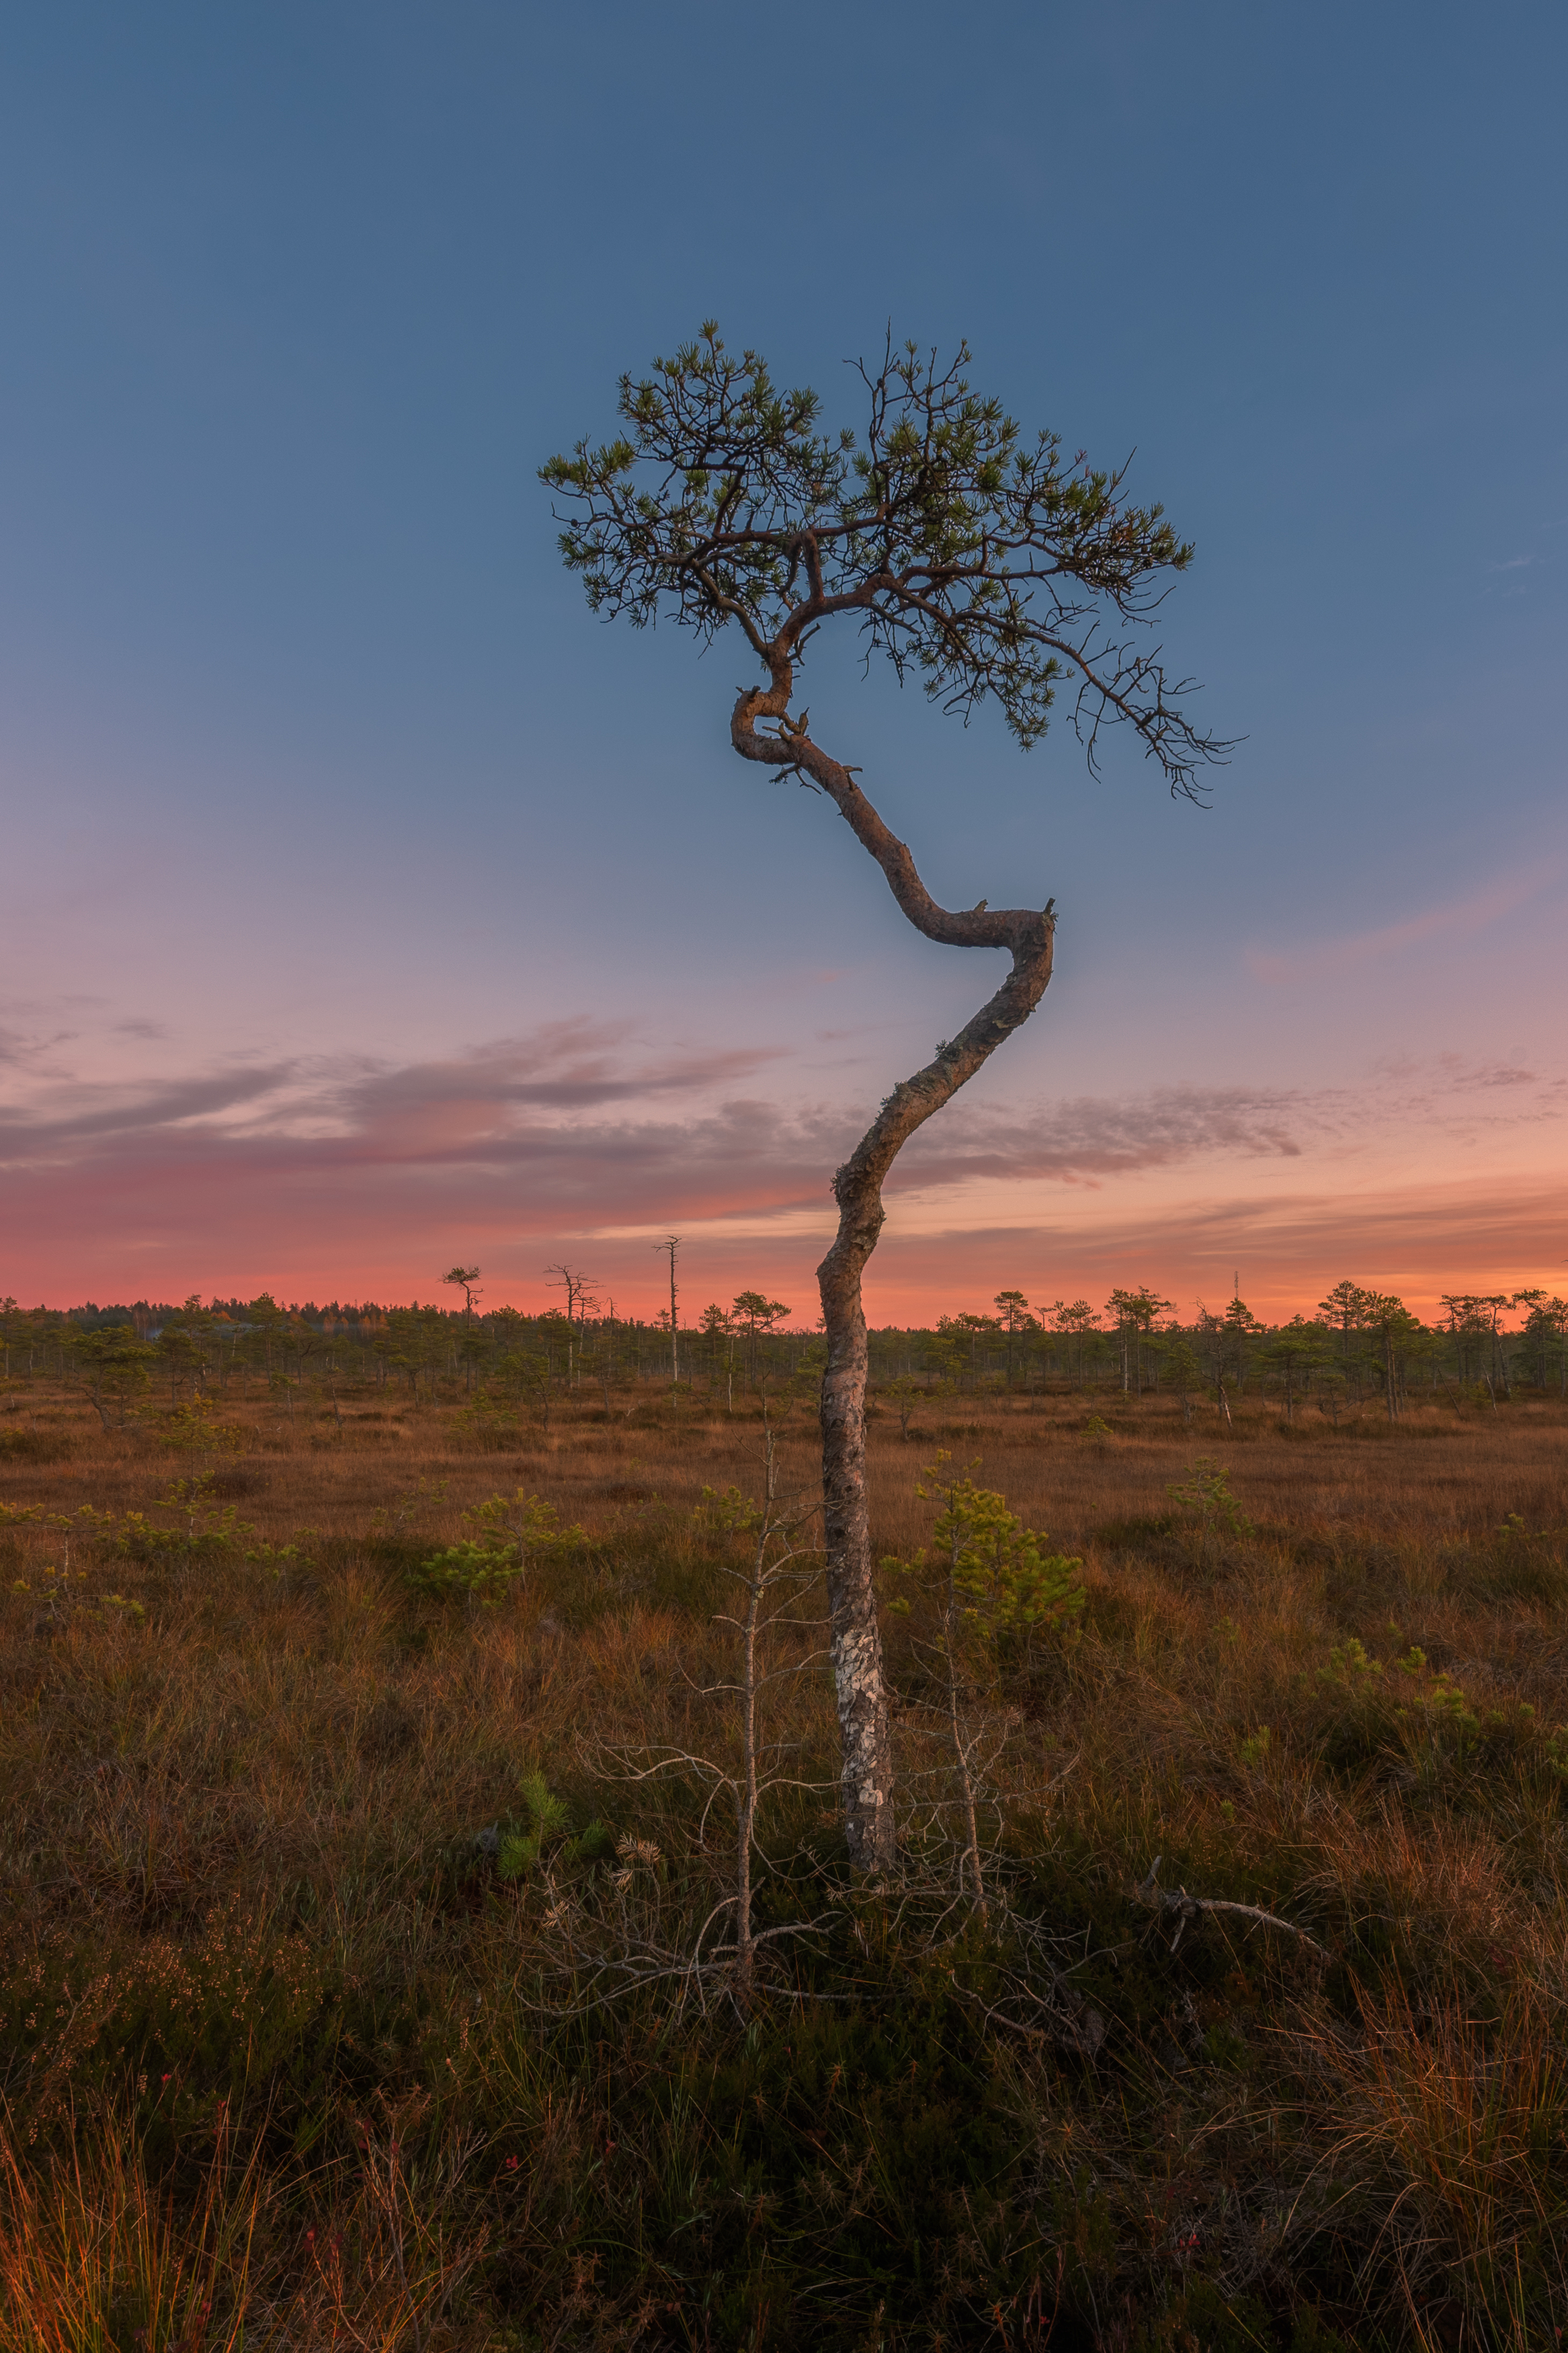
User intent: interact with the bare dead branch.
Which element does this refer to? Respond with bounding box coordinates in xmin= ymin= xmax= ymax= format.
xmin=1135 ymin=1858 xmax=1330 ymax=1962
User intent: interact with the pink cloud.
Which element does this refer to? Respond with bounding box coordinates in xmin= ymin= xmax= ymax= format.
xmin=5 ymin=1024 xmax=1565 ymax=1318
xmin=1245 ymin=866 xmax=1554 ymax=986
xmin=859 ymin=1177 xmax=1568 ymax=1326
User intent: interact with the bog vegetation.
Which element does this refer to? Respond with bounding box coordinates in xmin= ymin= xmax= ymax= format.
xmin=2 ymin=1282 xmax=1567 ymax=2348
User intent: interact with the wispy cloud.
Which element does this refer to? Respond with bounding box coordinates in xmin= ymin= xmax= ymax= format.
xmin=897 ymin=1084 xmax=1308 ymax=1187
xmin=0 ymin=1064 xmax=298 ymax=1149
xmin=899 ymin=1058 xmax=1565 ymax=1189
xmin=1245 ymin=866 xmax=1555 ymax=986
xmin=0 ymin=1023 xmax=80 ymax=1074
xmin=861 ymin=1175 xmax=1568 ymax=1322
xmin=3 ymin=1024 xmax=1564 ymax=1308
xmin=0 ymin=1026 xmax=825 ymax=1273
xmin=0 ymin=1021 xmax=791 ymax=1156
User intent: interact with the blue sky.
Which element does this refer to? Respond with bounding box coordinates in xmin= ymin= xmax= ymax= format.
xmin=2 ymin=1 xmax=1565 ymax=1317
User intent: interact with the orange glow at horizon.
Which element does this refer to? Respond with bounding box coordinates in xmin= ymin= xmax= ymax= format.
xmin=5 ymin=1012 xmax=1564 ymax=1326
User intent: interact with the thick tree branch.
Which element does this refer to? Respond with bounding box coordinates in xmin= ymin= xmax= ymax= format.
xmin=731 ymin=673 xmax=1046 ymax=956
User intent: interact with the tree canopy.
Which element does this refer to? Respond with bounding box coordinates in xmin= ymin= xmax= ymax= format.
xmin=542 ymin=325 xmax=1228 ymax=795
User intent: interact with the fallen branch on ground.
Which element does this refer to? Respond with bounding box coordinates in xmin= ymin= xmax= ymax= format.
xmin=1134 ymin=1858 xmax=1329 ymax=1961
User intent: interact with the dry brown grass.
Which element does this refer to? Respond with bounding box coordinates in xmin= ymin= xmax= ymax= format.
xmin=2 ymin=1376 xmax=1567 ymax=2347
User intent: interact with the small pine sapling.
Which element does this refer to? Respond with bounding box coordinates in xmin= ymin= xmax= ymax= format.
xmin=160 ymin=1393 xmax=247 ymax=1483
xmin=370 ymin=1480 xmax=450 ymax=1541
xmin=882 ymin=1375 xmax=925 ymax=1441
xmin=412 ymin=1490 xmax=583 ymax=1610
xmin=886 ymin=1453 xmax=1083 ymax=1912
xmin=1167 ymin=1457 xmax=1253 ymax=1568
xmin=497 ymin=1770 xmax=612 ymax=1879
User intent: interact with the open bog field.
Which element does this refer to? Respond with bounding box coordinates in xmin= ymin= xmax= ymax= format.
xmin=3 ymin=1377 xmax=1568 ymax=2350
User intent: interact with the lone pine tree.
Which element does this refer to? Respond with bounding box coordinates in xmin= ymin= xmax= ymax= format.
xmin=543 ymin=327 xmax=1225 ymax=1867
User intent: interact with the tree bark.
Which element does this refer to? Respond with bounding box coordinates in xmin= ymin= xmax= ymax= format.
xmin=732 ymin=662 xmax=1055 ymax=1869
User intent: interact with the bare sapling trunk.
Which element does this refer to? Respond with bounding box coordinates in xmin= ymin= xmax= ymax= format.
xmin=944 ymin=1564 xmax=988 ymax=1921
xmin=731 ymin=1417 xmax=778 ymax=1989
xmin=735 ymin=1552 xmax=761 ymax=1987
xmin=733 ymin=669 xmax=1054 ymax=1870
xmin=602 ymin=1401 xmax=825 ymax=1994
xmin=723 ymin=1407 xmax=825 ymax=1986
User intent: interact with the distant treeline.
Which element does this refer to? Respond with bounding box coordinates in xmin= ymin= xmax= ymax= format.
xmin=3 ymin=1277 xmax=1565 ymax=1423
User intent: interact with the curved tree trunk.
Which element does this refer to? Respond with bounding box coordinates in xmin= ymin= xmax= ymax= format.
xmin=733 ymin=665 xmax=1056 ymax=1869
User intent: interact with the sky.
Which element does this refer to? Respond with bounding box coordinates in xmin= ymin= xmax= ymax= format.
xmin=1 ymin=1 xmax=1565 ymax=1327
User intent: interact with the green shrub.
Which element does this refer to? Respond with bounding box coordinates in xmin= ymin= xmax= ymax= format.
xmin=1313 ymin=1636 xmax=1542 ymax=1787
xmin=409 ymin=1490 xmax=585 ymax=1607
xmin=409 ymin=1536 xmax=522 ymax=1607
